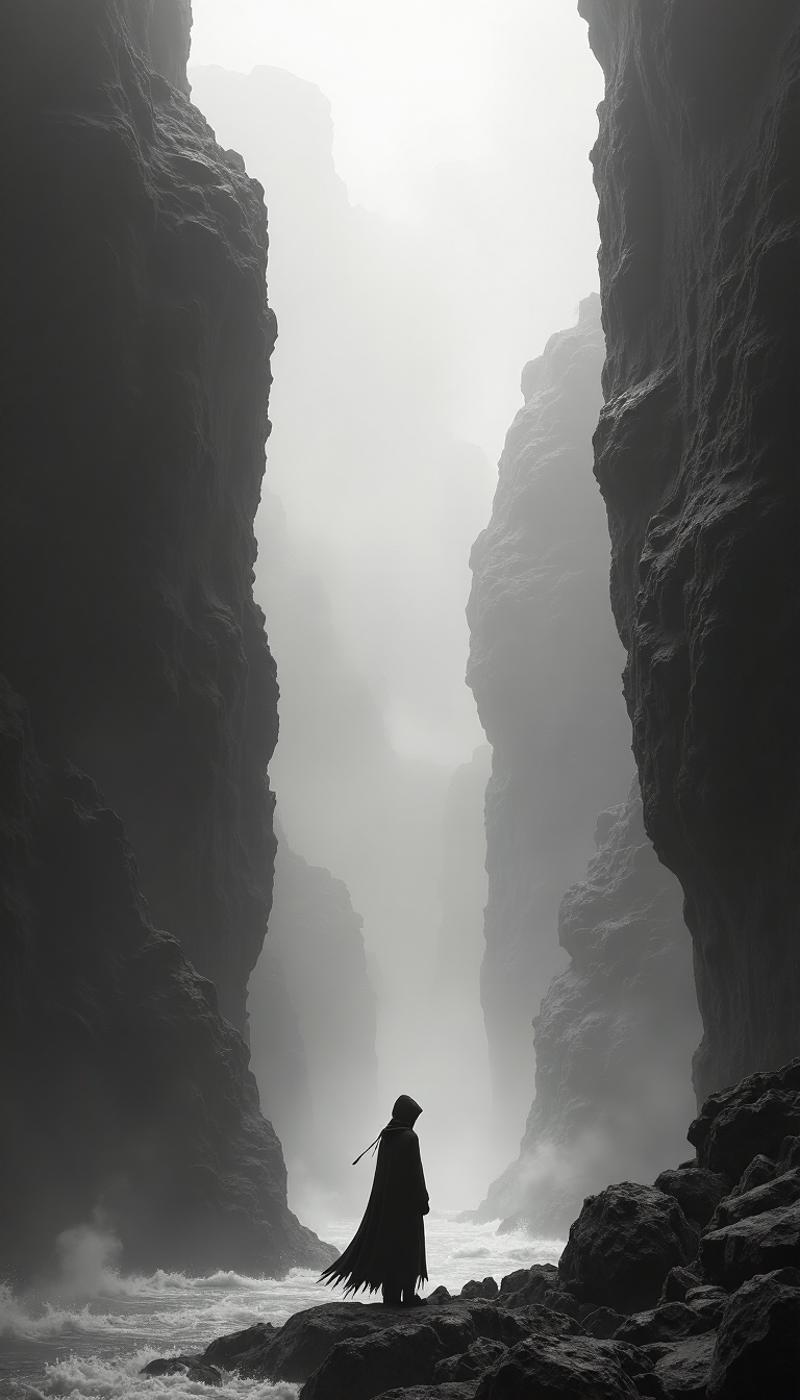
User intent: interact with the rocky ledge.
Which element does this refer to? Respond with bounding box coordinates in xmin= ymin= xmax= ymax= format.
xmin=146 ymin=1058 xmax=800 ymax=1397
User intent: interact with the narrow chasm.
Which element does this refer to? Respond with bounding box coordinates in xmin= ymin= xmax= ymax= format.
xmin=5 ymin=1 xmax=800 ymax=1398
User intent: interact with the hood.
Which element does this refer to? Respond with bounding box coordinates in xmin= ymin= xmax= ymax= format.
xmin=389 ymin=1094 xmax=422 ymax=1127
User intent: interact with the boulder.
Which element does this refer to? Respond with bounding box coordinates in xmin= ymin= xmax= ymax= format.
xmin=434 ymin=1340 xmax=507 ymax=1382
xmin=460 ymin=1279 xmax=499 ymax=1301
xmin=559 ymin=1183 xmax=698 ymax=1311
xmin=582 ymin=1308 xmax=627 ymax=1340
xmin=142 ymin=1356 xmax=222 ymax=1386
xmin=427 ymin=1287 xmax=453 ymax=1305
xmin=707 ymin=1268 xmax=800 ymax=1398
xmin=687 ymin=1066 xmax=800 ymax=1181
xmin=300 ymin=1321 xmax=461 ymax=1400
xmin=728 ymin=1153 xmax=775 ymax=1197
xmin=499 ymin=1264 xmax=557 ymax=1299
xmin=659 ymin=1267 xmax=702 ymax=1304
xmin=683 ymin=1287 xmax=728 ymax=1330
xmin=708 ymin=1167 xmax=800 ymax=1230
xmin=700 ymin=1201 xmax=800 ymax=1290
xmin=654 ymin=1169 xmax=727 ymax=1227
xmin=647 ymin=1334 xmax=716 ymax=1400
xmin=473 ymin=1336 xmax=642 ymax=1400
xmin=614 ymin=1302 xmax=710 ymax=1345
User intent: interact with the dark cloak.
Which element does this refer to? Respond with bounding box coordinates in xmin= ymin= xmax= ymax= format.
xmin=321 ymin=1094 xmax=429 ymax=1296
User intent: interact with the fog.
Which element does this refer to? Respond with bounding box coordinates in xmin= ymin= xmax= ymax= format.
xmin=190 ymin=3 xmax=604 ymax=1219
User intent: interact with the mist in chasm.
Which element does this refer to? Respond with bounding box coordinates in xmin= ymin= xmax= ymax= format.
xmin=189 ymin=0 xmax=603 ymax=1225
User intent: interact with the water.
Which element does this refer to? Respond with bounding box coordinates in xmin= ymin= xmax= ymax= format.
xmin=0 ymin=1217 xmax=562 ymax=1400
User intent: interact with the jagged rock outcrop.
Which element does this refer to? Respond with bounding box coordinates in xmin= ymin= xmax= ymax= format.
xmin=579 ymin=2 xmax=800 ymax=1096
xmin=0 ymin=683 xmax=331 ymax=1279
xmin=466 ymin=295 xmax=631 ymax=1141
xmin=0 ymin=0 xmax=327 ymax=1273
xmin=250 ymin=833 xmax=379 ymax=1210
xmin=481 ymin=785 xmax=698 ymax=1232
xmin=4 ymin=0 xmax=276 ymax=1031
xmin=148 ymin=1057 xmax=800 ymax=1396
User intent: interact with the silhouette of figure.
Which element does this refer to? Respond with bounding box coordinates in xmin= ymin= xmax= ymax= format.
xmin=321 ymin=1094 xmax=429 ymax=1305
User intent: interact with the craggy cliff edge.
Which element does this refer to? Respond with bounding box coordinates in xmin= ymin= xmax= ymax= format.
xmin=482 ymin=784 xmax=699 ymax=1234
xmin=0 ymin=0 xmax=329 ymax=1274
xmin=4 ymin=0 xmax=273 ymax=1031
xmin=579 ymin=0 xmax=800 ymax=1096
xmin=466 ymin=296 xmax=632 ymax=1138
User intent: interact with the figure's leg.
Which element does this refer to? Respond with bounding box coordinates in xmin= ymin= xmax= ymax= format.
xmin=400 ymin=1278 xmax=424 ymax=1306
xmin=382 ymin=1278 xmax=401 ymax=1305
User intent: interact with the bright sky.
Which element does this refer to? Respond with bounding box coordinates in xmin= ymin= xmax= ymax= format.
xmin=191 ymin=0 xmax=601 ymax=226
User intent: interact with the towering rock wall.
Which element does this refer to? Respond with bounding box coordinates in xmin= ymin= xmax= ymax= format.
xmin=0 ymin=683 xmax=329 ymax=1278
xmin=480 ymin=784 xmax=699 ymax=1233
xmin=580 ymin=1 xmax=800 ymax=1097
xmin=249 ymin=834 xmax=379 ymax=1213
xmin=0 ymin=1 xmax=329 ymax=1275
xmin=466 ymin=296 xmax=632 ymax=1139
xmin=4 ymin=0 xmax=275 ymax=1031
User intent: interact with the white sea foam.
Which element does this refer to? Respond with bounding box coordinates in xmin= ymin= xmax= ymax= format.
xmin=1 ymin=1218 xmax=563 ymax=1400
xmin=19 ymin=1349 xmax=299 ymax=1400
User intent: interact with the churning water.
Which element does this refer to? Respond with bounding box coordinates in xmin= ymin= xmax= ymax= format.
xmin=0 ymin=1217 xmax=563 ymax=1400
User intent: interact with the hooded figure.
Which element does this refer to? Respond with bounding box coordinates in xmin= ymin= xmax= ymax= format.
xmin=321 ymin=1094 xmax=429 ymax=1305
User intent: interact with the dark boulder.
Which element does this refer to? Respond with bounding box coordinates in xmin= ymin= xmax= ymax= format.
xmin=434 ymin=1340 xmax=508 ymax=1383
xmin=559 ymin=1183 xmax=698 ymax=1311
xmin=460 ymin=1279 xmax=499 ymax=1301
xmin=300 ymin=1321 xmax=462 ymax=1400
xmin=498 ymin=1264 xmax=558 ymax=1304
xmin=707 ymin=1268 xmax=800 ymax=1398
xmin=683 ymin=1287 xmax=728 ymax=1330
xmin=427 ymin=1287 xmax=453 ymax=1305
xmin=583 ymin=1308 xmax=627 ymax=1340
xmin=473 ymin=1336 xmax=642 ymax=1400
xmin=142 ymin=1356 xmax=222 ymax=1386
xmin=646 ymin=1334 xmax=716 ymax=1400
xmin=659 ymin=1267 xmax=702 ymax=1304
xmin=700 ymin=1201 xmax=800 ymax=1290
xmin=708 ymin=1167 xmax=800 ymax=1230
xmin=654 ymin=1169 xmax=727 ymax=1228
xmin=687 ymin=1065 xmax=800 ymax=1180
xmin=614 ymin=1303 xmax=711 ymax=1346
xmin=729 ymin=1154 xmax=775 ymax=1198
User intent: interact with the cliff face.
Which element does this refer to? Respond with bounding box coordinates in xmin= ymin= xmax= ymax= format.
xmin=0 ymin=1 xmax=328 ymax=1274
xmin=466 ymin=295 xmax=631 ymax=1139
xmin=0 ymin=683 xmax=330 ymax=1278
xmin=580 ymin=1 xmax=800 ymax=1097
xmin=249 ymin=834 xmax=379 ymax=1213
xmin=481 ymin=784 xmax=699 ymax=1233
xmin=4 ymin=0 xmax=275 ymax=1031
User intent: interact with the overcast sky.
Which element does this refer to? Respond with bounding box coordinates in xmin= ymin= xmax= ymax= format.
xmin=191 ymin=3 xmax=602 ymax=446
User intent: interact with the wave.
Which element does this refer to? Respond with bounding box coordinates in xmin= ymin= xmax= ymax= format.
xmin=19 ymin=1349 xmax=299 ymax=1400
xmin=0 ymin=1286 xmax=134 ymax=1342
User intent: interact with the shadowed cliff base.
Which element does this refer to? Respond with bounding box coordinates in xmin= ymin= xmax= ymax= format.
xmin=0 ymin=680 xmax=333 ymax=1280
xmin=579 ymin=0 xmax=800 ymax=1094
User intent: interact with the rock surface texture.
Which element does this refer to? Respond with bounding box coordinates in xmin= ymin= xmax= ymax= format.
xmin=4 ymin=0 xmax=276 ymax=1032
xmin=0 ymin=1 xmax=328 ymax=1274
xmin=146 ymin=1057 xmax=800 ymax=1397
xmin=0 ymin=685 xmax=330 ymax=1277
xmin=466 ymin=294 xmax=631 ymax=1141
xmin=482 ymin=784 xmax=698 ymax=1232
xmin=579 ymin=0 xmax=800 ymax=1096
